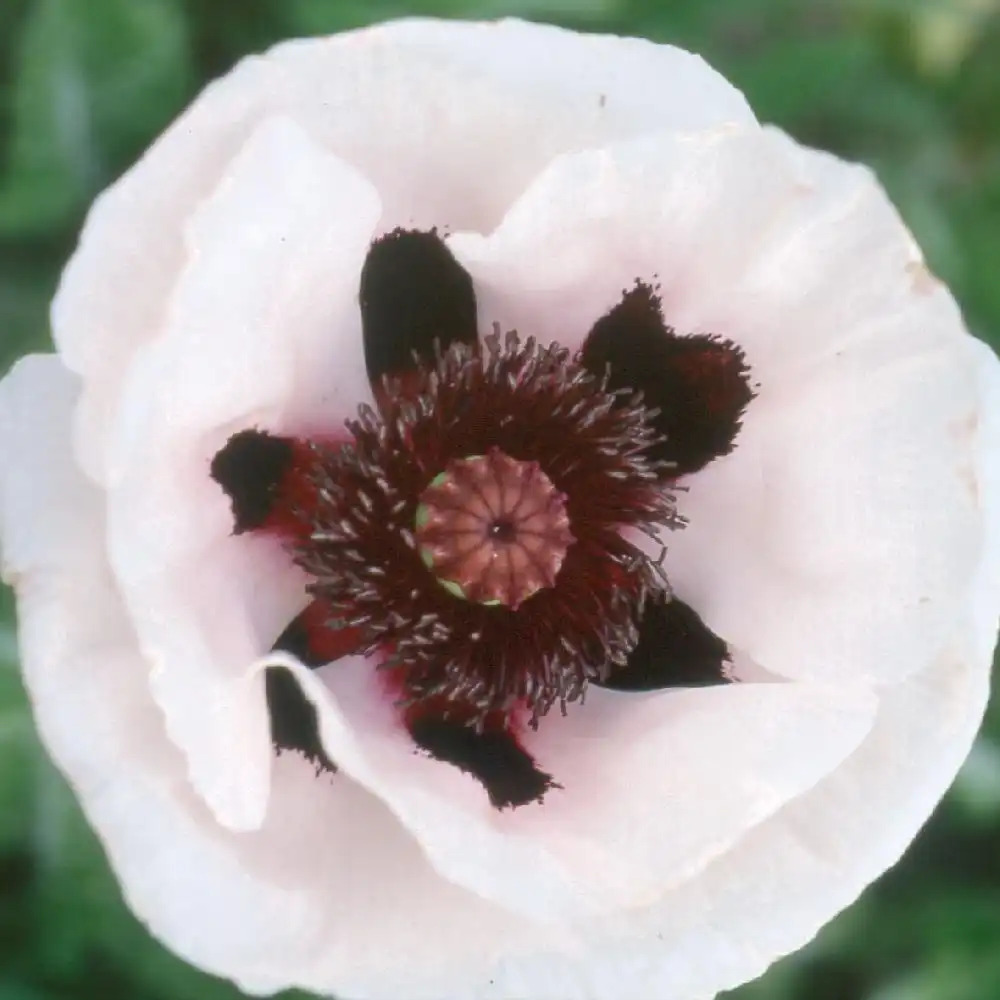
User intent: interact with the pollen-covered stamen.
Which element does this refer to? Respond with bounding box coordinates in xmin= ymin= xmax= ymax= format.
xmin=415 ymin=450 xmax=574 ymax=608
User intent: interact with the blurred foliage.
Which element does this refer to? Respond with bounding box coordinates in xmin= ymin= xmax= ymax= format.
xmin=0 ymin=0 xmax=999 ymax=998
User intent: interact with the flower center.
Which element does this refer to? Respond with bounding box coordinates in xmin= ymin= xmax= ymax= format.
xmin=415 ymin=449 xmax=574 ymax=608
xmin=237 ymin=331 xmax=683 ymax=723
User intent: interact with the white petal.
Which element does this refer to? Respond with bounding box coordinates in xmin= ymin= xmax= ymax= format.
xmin=52 ymin=18 xmax=753 ymax=484
xmin=0 ymin=357 xmax=102 ymax=581
xmin=481 ymin=636 xmax=992 ymax=1000
xmin=448 ymin=125 xmax=793 ymax=353
xmin=3 ymin=239 xmax=999 ymax=1000
xmin=261 ymin=628 xmax=991 ymax=1000
xmin=961 ymin=335 xmax=1000 ymax=664
xmin=513 ymin=680 xmax=875 ymax=909
xmin=270 ymin=652 xmax=873 ymax=923
xmin=268 ymin=651 xmax=603 ymax=925
xmin=104 ymin=117 xmax=380 ymax=830
xmin=12 ymin=18 xmax=998 ymax=999
xmin=671 ymin=338 xmax=981 ymax=685
xmin=50 ymin=60 xmax=267 ymax=484
xmin=479 ymin=293 xmax=1000 ymax=1000
xmin=0 ymin=353 xmax=559 ymax=1000
xmin=262 ymin=18 xmax=754 ymax=233
xmin=450 ymin=125 xmax=982 ymax=685
xmin=667 ymin=135 xmax=983 ymax=684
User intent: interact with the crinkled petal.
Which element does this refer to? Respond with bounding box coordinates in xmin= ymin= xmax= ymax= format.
xmin=480 ymin=295 xmax=1000 ymax=1000
xmin=103 ymin=117 xmax=380 ymax=829
xmin=0 ymin=354 xmax=556 ymax=1000
xmin=672 ymin=332 xmax=980 ymax=685
xmin=3 ymin=231 xmax=1000 ymax=1000
xmin=481 ymin=635 xmax=992 ymax=1000
xmin=273 ymin=653 xmax=874 ymax=922
xmin=266 ymin=652 xmax=603 ymax=925
xmin=512 ymin=680 xmax=875 ymax=909
xmin=964 ymin=336 xmax=1000 ymax=660
xmin=52 ymin=17 xmax=753 ymax=484
xmin=9 ymin=17 xmax=998 ymax=999
xmin=449 ymin=126 xmax=981 ymax=686
xmin=0 ymin=358 xmax=105 ymax=583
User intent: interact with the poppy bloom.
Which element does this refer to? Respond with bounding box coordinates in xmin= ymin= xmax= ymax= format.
xmin=1 ymin=18 xmax=998 ymax=1000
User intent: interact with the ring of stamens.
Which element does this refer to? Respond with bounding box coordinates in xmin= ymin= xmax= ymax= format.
xmin=289 ymin=332 xmax=680 ymax=721
xmin=415 ymin=449 xmax=575 ymax=608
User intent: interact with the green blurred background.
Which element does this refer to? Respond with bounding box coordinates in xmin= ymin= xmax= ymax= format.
xmin=1 ymin=0 xmax=999 ymax=998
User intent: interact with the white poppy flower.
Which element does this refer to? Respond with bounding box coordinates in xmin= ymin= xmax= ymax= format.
xmin=1 ymin=17 xmax=998 ymax=1000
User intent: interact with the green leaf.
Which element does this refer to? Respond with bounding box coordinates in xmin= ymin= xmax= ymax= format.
xmin=952 ymin=739 xmax=1000 ymax=824
xmin=0 ymin=244 xmax=64 ymax=372
xmin=0 ymin=0 xmax=193 ymax=238
xmin=950 ymin=179 xmax=1000 ymax=346
xmin=283 ymin=0 xmax=622 ymax=35
xmin=950 ymin=13 xmax=1000 ymax=154
xmin=0 ymin=665 xmax=35 ymax=853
